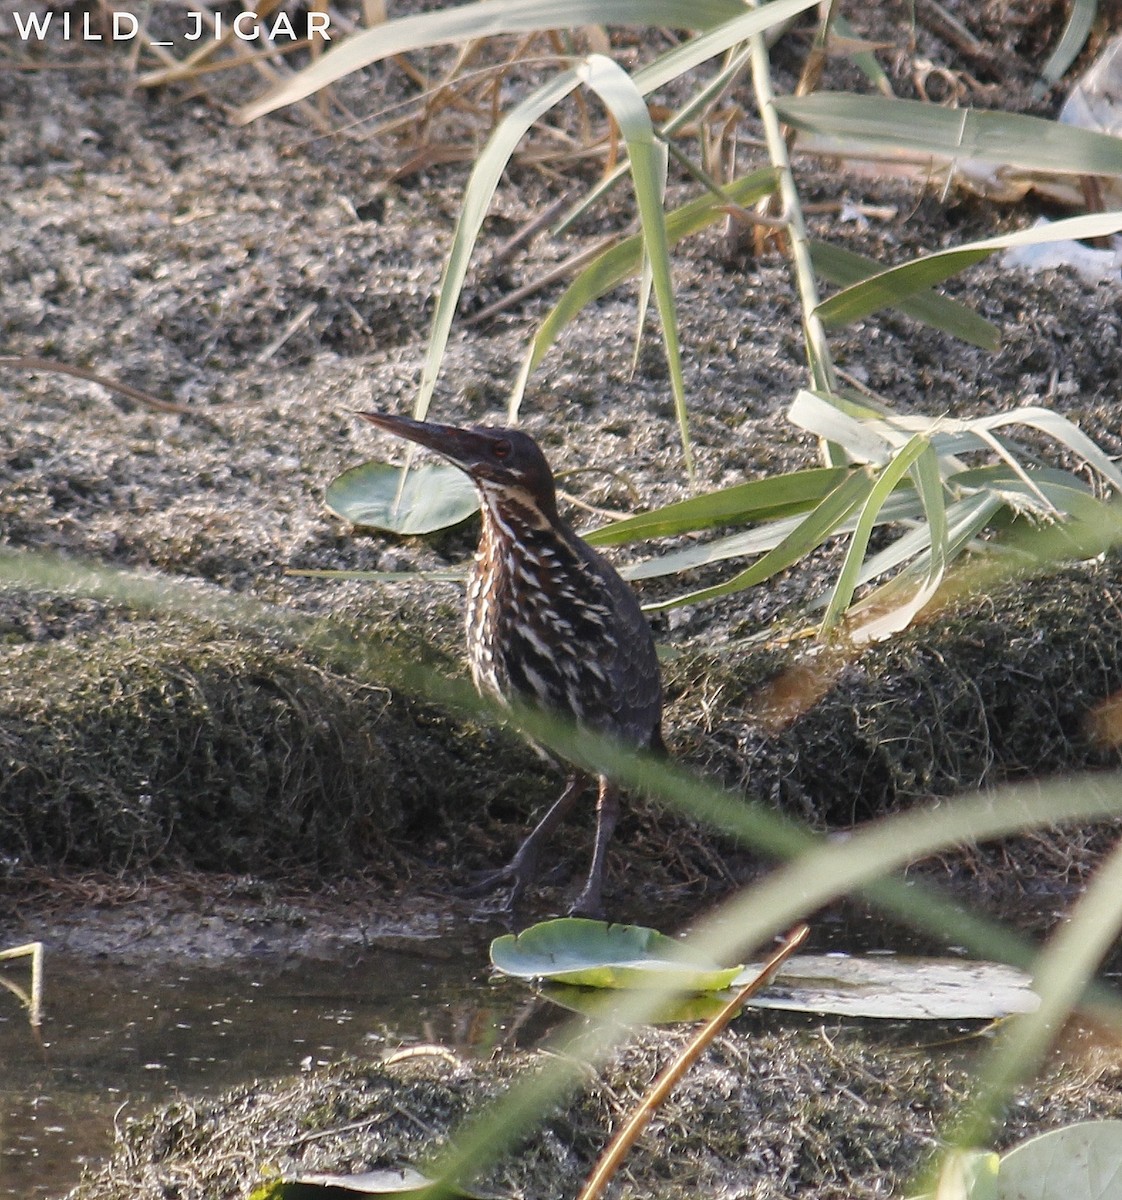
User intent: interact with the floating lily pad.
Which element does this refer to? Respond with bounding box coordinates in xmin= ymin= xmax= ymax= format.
xmin=911 ymin=1121 xmax=1122 ymax=1200
xmin=996 ymin=1120 xmax=1122 ymax=1200
xmin=326 ymin=461 xmax=479 ymax=535
xmin=738 ymin=954 xmax=1040 ymax=1020
xmin=490 ymin=918 xmax=742 ymax=992
xmin=493 ymin=923 xmax=1039 ymax=1019
xmin=539 ymin=982 xmax=733 ymax=1023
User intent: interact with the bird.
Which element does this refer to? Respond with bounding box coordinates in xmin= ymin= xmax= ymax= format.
xmin=358 ymin=412 xmax=663 ymax=918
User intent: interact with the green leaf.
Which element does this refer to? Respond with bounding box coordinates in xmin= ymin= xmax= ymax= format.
xmin=1037 ymin=0 xmax=1098 ymax=91
xmin=325 ymin=461 xmax=478 ymax=535
xmin=810 ymin=240 xmax=1000 ymax=351
xmin=416 ymin=68 xmax=581 ymax=422
xmin=820 ymin=433 xmax=932 ymax=631
xmin=787 ymin=388 xmax=897 ymax=462
xmin=585 ymin=463 xmax=845 ymax=545
xmin=814 ymin=211 xmax=1122 ymax=327
xmin=622 ymin=487 xmax=922 ymax=582
xmin=843 ymin=440 xmax=950 ymax=642
xmin=236 ymin=0 xmax=819 ymax=124
xmin=490 ymin=917 xmax=742 ymax=991
xmin=516 ymin=168 xmax=778 ymax=416
xmin=997 ymin=1121 xmax=1122 ymax=1200
xmin=775 ymin=93 xmax=1122 ymax=176
xmin=832 ymin=14 xmax=893 ymax=97
xmin=573 ymin=55 xmax=691 ymax=471
xmin=643 ymin=467 xmax=878 ymax=609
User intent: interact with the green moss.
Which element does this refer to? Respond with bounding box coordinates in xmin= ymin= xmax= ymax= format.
xmin=664 ymin=559 xmax=1122 ymax=824
xmin=0 ymin=608 xmax=547 ymax=876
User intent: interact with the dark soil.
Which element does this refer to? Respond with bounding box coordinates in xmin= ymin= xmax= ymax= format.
xmin=5 ymin=1 xmax=1122 ymax=1197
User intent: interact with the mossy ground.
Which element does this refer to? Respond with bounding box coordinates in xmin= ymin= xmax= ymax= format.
xmin=68 ymin=1019 xmax=1122 ymax=1200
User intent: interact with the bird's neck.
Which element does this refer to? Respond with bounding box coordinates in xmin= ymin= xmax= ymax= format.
xmin=475 ymin=485 xmax=577 ymax=572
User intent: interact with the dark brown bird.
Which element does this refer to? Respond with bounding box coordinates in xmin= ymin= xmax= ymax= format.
xmin=359 ymin=412 xmax=663 ymax=918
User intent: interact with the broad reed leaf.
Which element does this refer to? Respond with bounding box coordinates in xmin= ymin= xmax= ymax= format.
xmin=810 ymin=240 xmax=1000 ymax=351
xmin=573 ymin=56 xmax=690 ymax=470
xmin=820 ymin=433 xmax=932 ymax=632
xmin=237 ymin=0 xmax=819 ymax=123
xmin=642 ymin=467 xmax=877 ymax=609
xmin=775 ymin=94 xmax=1122 ymax=176
xmin=622 ymin=488 xmax=922 ymax=581
xmin=516 ymin=169 xmax=778 ymax=415
xmin=416 ymin=69 xmax=580 ymax=422
xmin=586 ymin=463 xmax=845 ymax=546
xmin=814 ymin=211 xmax=1122 ymax=326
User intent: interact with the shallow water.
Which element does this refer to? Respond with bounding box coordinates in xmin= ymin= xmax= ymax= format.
xmin=0 ymin=938 xmax=501 ymax=1199
xmin=0 ymin=903 xmax=1060 ymax=1199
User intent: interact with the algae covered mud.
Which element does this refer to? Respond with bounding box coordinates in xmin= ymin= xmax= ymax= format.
xmin=7 ymin=905 xmax=1122 ymax=1200
xmin=1 ymin=916 xmax=492 ymax=1199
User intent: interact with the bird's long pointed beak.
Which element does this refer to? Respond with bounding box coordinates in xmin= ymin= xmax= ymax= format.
xmin=357 ymin=411 xmax=491 ymax=472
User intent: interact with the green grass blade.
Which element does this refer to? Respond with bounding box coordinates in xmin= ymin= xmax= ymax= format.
xmin=832 ymin=14 xmax=893 ymax=96
xmin=810 ymin=240 xmax=1000 ymax=351
xmin=1037 ymin=0 xmax=1097 ymax=91
xmin=623 ymin=487 xmax=923 ymax=581
xmin=787 ymin=388 xmax=895 ymax=463
xmin=235 ymin=0 xmax=755 ymax=122
xmin=630 ymin=0 xmax=822 ymax=94
xmin=952 ymin=837 xmax=1122 ymax=1151
xmin=951 ymin=463 xmax=1093 ymax=491
xmin=820 ymin=433 xmax=932 ymax=632
xmin=576 ymin=54 xmax=690 ymax=470
xmin=416 ymin=69 xmax=580 ymax=421
xmin=835 ymin=490 xmax=1001 ymax=599
xmin=814 ymin=210 xmax=1122 ymax=326
xmin=585 ymin=463 xmax=845 ymax=545
xmin=550 ymin=33 xmax=767 ymax=237
xmin=973 ymin=406 xmax=1122 ymax=492
xmin=514 ymin=169 xmax=778 ymax=413
xmin=775 ymin=93 xmax=1122 ymax=176
xmin=845 ymin=441 xmax=949 ymax=640
xmin=643 ymin=467 xmax=877 ymax=609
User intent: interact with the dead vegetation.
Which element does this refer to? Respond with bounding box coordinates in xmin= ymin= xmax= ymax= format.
xmin=66 ymin=1020 xmax=1122 ymax=1200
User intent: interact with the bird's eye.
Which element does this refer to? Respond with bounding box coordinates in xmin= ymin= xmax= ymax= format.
xmin=492 ymin=439 xmax=512 ymax=460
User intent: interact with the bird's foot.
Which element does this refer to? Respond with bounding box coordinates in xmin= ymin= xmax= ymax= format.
xmin=458 ymin=864 xmax=520 ymax=900
xmin=566 ymin=886 xmax=605 ymax=921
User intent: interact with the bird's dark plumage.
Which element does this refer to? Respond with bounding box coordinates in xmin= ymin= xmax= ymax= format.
xmin=358 ymin=412 xmax=662 ymax=917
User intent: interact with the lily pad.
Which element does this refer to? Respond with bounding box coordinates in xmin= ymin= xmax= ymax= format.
xmin=995 ymin=1120 xmax=1122 ymax=1200
xmin=739 ymin=954 xmax=1040 ymax=1020
xmin=539 ymin=982 xmax=733 ymax=1023
xmin=326 ymin=460 xmax=479 ymax=535
xmin=490 ymin=918 xmax=742 ymax=992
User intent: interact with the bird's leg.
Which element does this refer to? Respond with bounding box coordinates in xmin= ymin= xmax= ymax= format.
xmin=462 ymin=772 xmax=590 ymax=904
xmin=567 ymin=776 xmax=620 ymax=920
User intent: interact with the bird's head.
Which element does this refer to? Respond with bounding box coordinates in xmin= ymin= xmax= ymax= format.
xmin=358 ymin=411 xmax=559 ymax=520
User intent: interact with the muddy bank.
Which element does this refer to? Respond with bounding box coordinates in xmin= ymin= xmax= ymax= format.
xmin=2 ymin=554 xmax=1122 ymax=916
